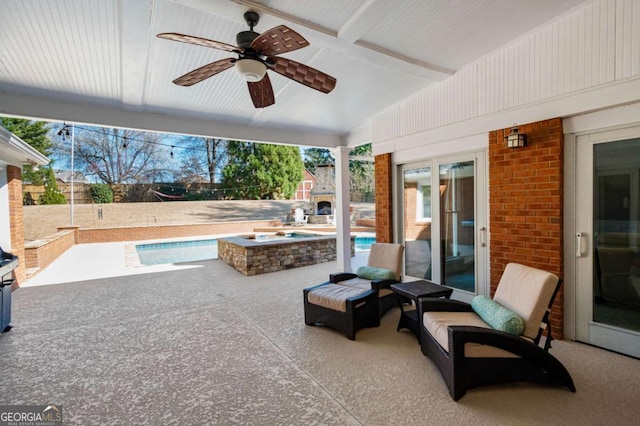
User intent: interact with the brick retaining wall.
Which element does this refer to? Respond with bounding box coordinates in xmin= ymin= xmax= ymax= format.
xmin=24 ymin=230 xmax=76 ymax=274
xmin=74 ymin=220 xmax=281 ymax=243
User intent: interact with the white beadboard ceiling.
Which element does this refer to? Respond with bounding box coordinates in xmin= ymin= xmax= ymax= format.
xmin=0 ymin=0 xmax=586 ymax=147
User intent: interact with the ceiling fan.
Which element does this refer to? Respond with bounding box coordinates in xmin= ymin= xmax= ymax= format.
xmin=157 ymin=11 xmax=337 ymax=108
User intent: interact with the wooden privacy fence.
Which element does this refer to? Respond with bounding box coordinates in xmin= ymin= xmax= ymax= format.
xmin=22 ymin=182 xmax=224 ymax=205
xmin=22 ymin=182 xmax=374 ymax=205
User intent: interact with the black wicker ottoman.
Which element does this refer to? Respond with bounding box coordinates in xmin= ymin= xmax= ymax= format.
xmin=303 ymin=282 xmax=380 ymax=340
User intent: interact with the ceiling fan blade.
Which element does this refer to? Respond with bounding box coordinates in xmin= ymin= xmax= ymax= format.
xmin=172 ymin=58 xmax=236 ymax=86
xmin=250 ymin=25 xmax=309 ymax=56
xmin=157 ymin=32 xmax=241 ymax=53
xmin=268 ymin=57 xmax=336 ymax=94
xmin=247 ymin=74 xmax=275 ymax=108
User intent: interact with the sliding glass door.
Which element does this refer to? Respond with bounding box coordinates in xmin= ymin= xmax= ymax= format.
xmin=574 ymin=126 xmax=640 ymax=357
xmin=402 ymin=165 xmax=433 ymax=280
xmin=399 ymin=152 xmax=486 ymax=300
xmin=440 ymin=160 xmax=476 ymax=292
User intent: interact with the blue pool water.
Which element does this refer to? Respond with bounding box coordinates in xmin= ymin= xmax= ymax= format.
xmin=136 ymin=236 xmax=376 ymax=265
xmin=136 ymin=239 xmax=218 ymax=265
xmin=355 ymin=236 xmax=376 ymax=251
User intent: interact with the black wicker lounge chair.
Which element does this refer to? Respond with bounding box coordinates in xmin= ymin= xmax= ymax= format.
xmin=418 ymin=263 xmax=576 ymax=400
xmin=329 ymin=243 xmax=404 ymax=316
xmin=303 ymin=243 xmax=404 ymax=340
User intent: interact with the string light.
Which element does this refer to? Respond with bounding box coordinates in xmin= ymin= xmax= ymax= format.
xmin=58 ymin=124 xmax=320 ymax=157
xmin=56 ymin=122 xmax=71 ymax=140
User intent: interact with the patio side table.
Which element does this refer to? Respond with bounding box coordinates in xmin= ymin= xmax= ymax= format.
xmin=390 ymin=280 xmax=453 ymax=339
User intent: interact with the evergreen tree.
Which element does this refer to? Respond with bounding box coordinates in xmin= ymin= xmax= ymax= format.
xmin=221 ymin=142 xmax=303 ymax=199
xmin=349 ymin=143 xmax=375 ymax=201
xmin=38 ymin=167 xmax=66 ymax=205
xmin=0 ymin=117 xmax=52 ymax=184
xmin=303 ymin=147 xmax=333 ymax=172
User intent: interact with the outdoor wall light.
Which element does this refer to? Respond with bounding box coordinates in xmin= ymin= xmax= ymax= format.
xmin=505 ymin=124 xmax=526 ymax=148
xmin=235 ymin=58 xmax=267 ymax=82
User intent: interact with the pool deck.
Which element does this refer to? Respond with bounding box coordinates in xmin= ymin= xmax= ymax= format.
xmin=22 ymin=232 xmax=375 ymax=287
xmin=21 ymin=241 xmax=205 ymax=287
xmin=6 ymin=244 xmax=640 ymax=424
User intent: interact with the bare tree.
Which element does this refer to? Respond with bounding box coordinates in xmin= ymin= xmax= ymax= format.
xmin=54 ymin=126 xmax=172 ymax=184
xmin=180 ymin=136 xmax=228 ymax=184
xmin=173 ymin=155 xmax=208 ymax=183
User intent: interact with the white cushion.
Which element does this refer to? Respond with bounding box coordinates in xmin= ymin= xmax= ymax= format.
xmin=336 ymin=277 xmax=393 ymax=298
xmin=423 ymin=312 xmax=519 ymax=358
xmin=307 ymin=284 xmax=369 ymax=312
xmin=367 ymin=243 xmax=404 ymax=280
xmin=493 ymin=263 xmax=559 ymax=340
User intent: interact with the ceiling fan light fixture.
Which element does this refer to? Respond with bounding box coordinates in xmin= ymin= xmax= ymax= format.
xmin=236 ymin=58 xmax=267 ymax=82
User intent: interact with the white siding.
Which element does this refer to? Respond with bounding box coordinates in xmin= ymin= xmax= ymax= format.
xmin=373 ymin=0 xmax=640 ymax=145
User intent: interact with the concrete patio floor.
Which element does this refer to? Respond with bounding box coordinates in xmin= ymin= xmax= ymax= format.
xmin=1 ymin=252 xmax=640 ymax=425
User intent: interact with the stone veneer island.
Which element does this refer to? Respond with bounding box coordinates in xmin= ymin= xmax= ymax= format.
xmin=217 ymin=233 xmax=355 ymax=276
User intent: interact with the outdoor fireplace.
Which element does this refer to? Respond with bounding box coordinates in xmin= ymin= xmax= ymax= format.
xmin=308 ymin=164 xmax=336 ymax=224
xmin=317 ymin=201 xmax=332 ymax=215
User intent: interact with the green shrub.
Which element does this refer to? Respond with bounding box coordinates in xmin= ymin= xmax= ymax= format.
xmin=90 ymin=183 xmax=113 ymax=203
xmin=38 ymin=189 xmax=66 ymax=205
xmin=38 ymin=167 xmax=66 ymax=205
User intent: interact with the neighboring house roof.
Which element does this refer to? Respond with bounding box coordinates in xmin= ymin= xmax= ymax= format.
xmin=303 ymin=169 xmax=316 ymax=180
xmin=54 ymin=170 xmax=90 ymax=184
xmin=0 ymin=125 xmax=50 ymax=168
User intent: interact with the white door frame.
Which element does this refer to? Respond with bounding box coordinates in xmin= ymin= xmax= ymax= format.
xmin=396 ymin=150 xmax=488 ymax=302
xmin=565 ymin=122 xmax=640 ymax=357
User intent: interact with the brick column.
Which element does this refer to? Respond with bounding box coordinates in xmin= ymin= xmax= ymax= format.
xmin=7 ymin=165 xmax=26 ymax=288
xmin=374 ymin=153 xmax=393 ymax=243
xmin=489 ymin=118 xmax=564 ymax=337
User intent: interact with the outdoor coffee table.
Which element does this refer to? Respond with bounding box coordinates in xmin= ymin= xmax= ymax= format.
xmin=390 ymin=280 xmax=453 ymax=339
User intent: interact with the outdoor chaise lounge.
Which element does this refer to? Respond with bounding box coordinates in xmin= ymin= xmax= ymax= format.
xmin=418 ymin=262 xmax=576 ymax=400
xmin=303 ymin=243 xmax=403 ymax=340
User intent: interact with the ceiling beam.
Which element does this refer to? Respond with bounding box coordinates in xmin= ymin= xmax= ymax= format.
xmin=119 ymin=0 xmax=156 ymax=109
xmin=216 ymin=0 xmax=454 ymax=81
xmin=0 ymin=91 xmax=343 ymax=148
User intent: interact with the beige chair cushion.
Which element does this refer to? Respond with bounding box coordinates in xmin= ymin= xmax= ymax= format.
xmin=492 ymin=263 xmax=559 ymax=340
xmin=423 ymin=312 xmax=519 ymax=358
xmin=338 ymin=277 xmax=393 ymax=298
xmin=307 ymin=284 xmax=369 ymax=312
xmin=367 ymin=243 xmax=404 ymax=280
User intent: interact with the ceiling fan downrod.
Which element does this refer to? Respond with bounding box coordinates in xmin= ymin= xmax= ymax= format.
xmin=236 ymin=11 xmax=261 ymax=49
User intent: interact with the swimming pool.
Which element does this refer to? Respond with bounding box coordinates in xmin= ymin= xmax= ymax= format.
xmin=136 ymin=236 xmax=376 ymax=265
xmin=355 ymin=236 xmax=376 ymax=251
xmin=136 ymin=239 xmax=218 ymax=265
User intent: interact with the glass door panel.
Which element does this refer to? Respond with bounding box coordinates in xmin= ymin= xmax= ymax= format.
xmin=402 ymin=166 xmax=433 ymax=280
xmin=575 ymin=128 xmax=640 ymax=358
xmin=593 ymin=139 xmax=640 ymax=334
xmin=440 ymin=161 xmax=475 ymax=292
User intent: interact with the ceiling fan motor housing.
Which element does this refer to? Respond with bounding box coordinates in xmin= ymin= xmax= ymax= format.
xmin=237 ymin=11 xmax=260 ymax=48
xmin=236 ymin=30 xmax=260 ymax=49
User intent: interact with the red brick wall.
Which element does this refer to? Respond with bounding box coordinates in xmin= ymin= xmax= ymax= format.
xmin=6 ymin=165 xmax=25 ymax=288
xmin=24 ymin=230 xmax=75 ymax=272
xmin=404 ymin=182 xmax=432 ymax=241
xmin=375 ymin=153 xmax=393 ymax=243
xmin=489 ymin=118 xmax=564 ymax=337
xmin=294 ymin=170 xmax=315 ymax=201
